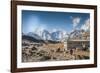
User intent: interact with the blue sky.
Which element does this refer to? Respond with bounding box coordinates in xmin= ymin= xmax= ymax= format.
xmin=22 ymin=10 xmax=90 ymax=33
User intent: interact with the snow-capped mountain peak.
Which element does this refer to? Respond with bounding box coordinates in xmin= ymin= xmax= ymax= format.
xmin=23 ymin=29 xmax=68 ymax=41
xmin=27 ymin=32 xmax=42 ymax=40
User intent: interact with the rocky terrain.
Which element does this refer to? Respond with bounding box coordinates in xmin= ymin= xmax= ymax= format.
xmin=22 ymin=29 xmax=90 ymax=62
xmin=22 ymin=41 xmax=89 ymax=62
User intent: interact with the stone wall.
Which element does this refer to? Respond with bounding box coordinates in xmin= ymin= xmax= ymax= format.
xmin=67 ymin=40 xmax=90 ymax=50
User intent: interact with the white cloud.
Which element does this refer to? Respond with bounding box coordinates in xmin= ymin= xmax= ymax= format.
xmin=24 ymin=16 xmax=39 ymax=33
xmin=52 ymin=28 xmax=57 ymax=32
xmin=81 ymin=19 xmax=90 ymax=31
xmin=72 ymin=17 xmax=81 ymax=28
xmin=34 ymin=25 xmax=47 ymax=36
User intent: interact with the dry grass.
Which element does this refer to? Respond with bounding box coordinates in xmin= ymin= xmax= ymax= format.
xmin=22 ymin=43 xmax=90 ymax=62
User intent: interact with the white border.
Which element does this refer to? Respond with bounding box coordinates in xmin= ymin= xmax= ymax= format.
xmin=17 ymin=5 xmax=94 ymax=68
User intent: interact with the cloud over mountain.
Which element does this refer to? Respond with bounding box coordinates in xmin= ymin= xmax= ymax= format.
xmin=81 ymin=19 xmax=90 ymax=31
xmin=72 ymin=17 xmax=81 ymax=28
